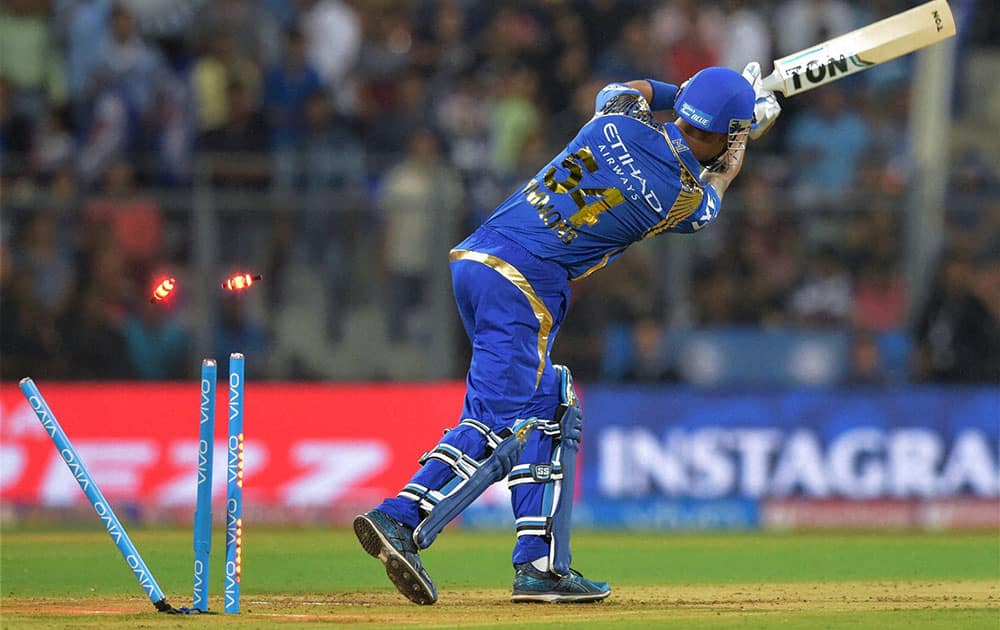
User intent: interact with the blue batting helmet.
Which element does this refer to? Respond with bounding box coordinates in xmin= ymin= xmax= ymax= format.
xmin=674 ymin=67 xmax=754 ymax=134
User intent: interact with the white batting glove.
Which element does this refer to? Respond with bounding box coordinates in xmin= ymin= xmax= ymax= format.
xmin=742 ymin=61 xmax=781 ymax=140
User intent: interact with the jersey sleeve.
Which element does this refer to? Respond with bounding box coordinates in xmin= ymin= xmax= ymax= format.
xmin=669 ymin=184 xmax=722 ymax=233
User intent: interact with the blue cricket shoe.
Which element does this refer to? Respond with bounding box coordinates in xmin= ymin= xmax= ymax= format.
xmin=511 ymin=562 xmax=612 ymax=603
xmin=353 ymin=509 xmax=438 ymax=605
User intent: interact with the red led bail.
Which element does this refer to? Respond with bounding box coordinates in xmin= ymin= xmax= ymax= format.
xmin=150 ymin=277 xmax=176 ymax=303
xmin=222 ymin=273 xmax=262 ymax=291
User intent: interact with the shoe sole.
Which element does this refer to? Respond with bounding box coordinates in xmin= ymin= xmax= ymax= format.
xmin=511 ymin=590 xmax=611 ymax=603
xmin=353 ymin=514 xmax=437 ymax=605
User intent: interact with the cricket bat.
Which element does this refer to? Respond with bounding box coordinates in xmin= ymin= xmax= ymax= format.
xmin=761 ymin=0 xmax=956 ymax=97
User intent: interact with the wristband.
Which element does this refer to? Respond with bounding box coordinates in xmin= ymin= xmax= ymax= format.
xmin=644 ymin=79 xmax=678 ymax=111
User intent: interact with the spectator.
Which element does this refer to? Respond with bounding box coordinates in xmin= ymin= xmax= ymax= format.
xmin=59 ymin=286 xmax=134 ymax=379
xmin=478 ymin=6 xmax=548 ymax=75
xmin=913 ymin=253 xmax=1000 ymax=383
xmin=288 ymin=91 xmax=367 ymax=329
xmin=75 ymin=73 xmax=132 ymax=184
xmin=14 ymin=214 xmax=76 ymax=318
xmin=847 ymin=329 xmax=887 ymax=385
xmin=489 ymin=66 xmax=540 ymax=179
xmin=297 ymin=0 xmax=361 ymax=92
xmin=93 ymin=3 xmax=163 ymax=117
xmin=0 ymin=77 xmax=34 ymax=180
xmin=734 ymin=174 xmax=801 ymax=325
xmin=30 ymin=106 xmax=76 ymax=177
xmin=123 ymin=299 xmax=191 ymax=380
xmin=544 ymin=15 xmax=590 ymax=117
xmin=298 ymin=91 xmax=365 ymax=191
xmin=190 ymin=32 xmax=234 ymax=132
xmin=198 ymin=81 xmax=271 ymax=188
xmin=364 ymin=69 xmax=432 ymax=160
xmin=434 ymin=72 xmax=491 ymax=178
xmin=214 ymin=294 xmax=270 ymax=379
xmin=788 ymin=246 xmax=853 ymax=327
xmin=786 ymin=87 xmax=871 ymax=208
xmin=83 ymin=161 xmax=162 ymax=270
xmin=191 ymin=0 xmax=285 ymax=71
xmin=0 ymin=0 xmax=994 ymax=385
xmin=693 ymin=262 xmax=745 ymax=325
xmin=654 ymin=0 xmax=722 ymax=84
xmin=413 ymin=0 xmax=473 ymax=84
xmin=75 ymin=221 xmax=132 ymax=335
xmin=718 ymin=0 xmax=771 ymax=73
xmin=147 ymin=61 xmax=196 ymax=185
xmin=379 ymin=127 xmax=462 ymax=341
xmin=355 ymin=2 xmax=415 ymax=86
xmin=852 ymin=261 xmax=908 ymax=332
xmin=192 ymin=29 xmax=261 ymax=133
xmin=546 ymin=76 xmax=606 ymax=152
xmin=587 ymin=244 xmax=665 ymax=381
xmin=264 ymin=28 xmax=322 ymax=150
xmin=0 ymin=0 xmax=67 ymax=117
xmin=776 ymin=0 xmax=855 ymax=57
xmin=595 ymin=14 xmax=659 ymax=80
xmin=0 ymin=239 xmax=67 ymax=378
xmin=54 ymin=0 xmax=113 ymax=110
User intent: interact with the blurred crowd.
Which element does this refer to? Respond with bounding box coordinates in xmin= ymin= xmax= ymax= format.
xmin=1 ymin=0 xmax=998 ymax=384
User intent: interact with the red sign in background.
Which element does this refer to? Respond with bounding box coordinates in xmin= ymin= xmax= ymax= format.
xmin=1 ymin=382 xmax=467 ymax=516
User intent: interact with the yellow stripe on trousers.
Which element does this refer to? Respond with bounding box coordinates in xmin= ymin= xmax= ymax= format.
xmin=449 ymin=249 xmax=552 ymax=389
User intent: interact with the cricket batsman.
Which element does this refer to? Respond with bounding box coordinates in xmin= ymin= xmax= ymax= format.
xmin=354 ymin=64 xmax=781 ymax=604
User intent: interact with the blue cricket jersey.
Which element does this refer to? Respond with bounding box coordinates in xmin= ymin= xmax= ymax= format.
xmin=483 ymin=83 xmax=722 ymax=281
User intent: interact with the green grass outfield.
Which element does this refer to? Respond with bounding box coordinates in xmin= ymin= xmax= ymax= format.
xmin=1 ymin=527 xmax=997 ymax=628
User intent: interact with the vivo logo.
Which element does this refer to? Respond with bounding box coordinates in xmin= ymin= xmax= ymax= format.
xmin=228 ymin=436 xmax=242 ymax=483
xmin=225 ymin=560 xmax=239 ymax=607
xmin=200 ymin=378 xmax=212 ymax=425
xmin=229 ymin=372 xmax=241 ymax=420
xmin=94 ymin=500 xmax=122 ymax=543
xmin=192 ymin=559 xmax=207 ymax=604
xmin=126 ymin=553 xmax=158 ymax=598
xmin=60 ymin=449 xmax=91 ymax=492
xmin=198 ymin=439 xmax=211 ymax=485
xmin=28 ymin=395 xmax=59 ymax=439
xmin=226 ymin=498 xmax=241 ymax=545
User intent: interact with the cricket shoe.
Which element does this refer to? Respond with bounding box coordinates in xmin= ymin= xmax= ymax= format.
xmin=353 ymin=509 xmax=438 ymax=605
xmin=511 ymin=562 xmax=611 ymax=603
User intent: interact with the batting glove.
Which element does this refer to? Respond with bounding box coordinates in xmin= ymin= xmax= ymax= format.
xmin=742 ymin=62 xmax=781 ymax=140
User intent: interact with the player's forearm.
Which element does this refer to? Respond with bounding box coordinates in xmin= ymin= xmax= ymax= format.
xmin=625 ymin=80 xmax=654 ymax=104
xmin=625 ymin=79 xmax=677 ymax=111
xmin=701 ymin=172 xmax=734 ymax=202
xmin=701 ymin=128 xmax=749 ymax=201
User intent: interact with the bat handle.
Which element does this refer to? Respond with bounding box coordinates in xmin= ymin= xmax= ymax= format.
xmin=761 ymin=70 xmax=786 ymax=96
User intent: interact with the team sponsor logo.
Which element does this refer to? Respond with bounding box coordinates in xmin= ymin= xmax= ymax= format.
xmin=225 ymin=560 xmax=238 ymax=607
xmin=679 ymin=102 xmax=711 ymax=127
xmin=192 ymin=559 xmax=207 ymax=606
xmin=599 ymin=426 xmax=998 ymax=499
xmin=689 ymin=193 xmax=717 ymax=232
xmin=126 ymin=552 xmax=160 ymax=599
xmin=932 ymin=9 xmax=945 ymax=32
xmin=533 ymin=463 xmax=552 ymax=481
xmin=599 ymin=123 xmax=663 ymax=213
xmin=780 ymin=52 xmax=873 ymax=91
